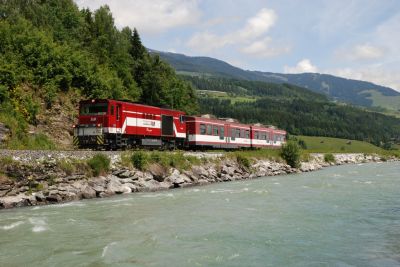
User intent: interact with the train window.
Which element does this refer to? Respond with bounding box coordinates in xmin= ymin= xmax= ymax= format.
xmin=200 ymin=124 xmax=206 ymax=135
xmin=255 ymin=131 xmax=259 ymax=139
xmin=110 ymin=105 xmax=114 ymax=116
xmin=220 ymin=127 xmax=224 ymax=140
xmin=180 ymin=115 xmax=185 ymax=123
xmin=207 ymin=125 xmax=212 ymax=135
xmin=231 ymin=129 xmax=236 ymax=140
xmin=236 ymin=129 xmax=241 ymax=138
xmin=80 ymin=103 xmax=108 ymax=115
xmin=213 ymin=126 xmax=218 ymax=136
xmin=116 ymin=105 xmax=120 ymax=121
xmin=240 ymin=129 xmax=245 ymax=138
xmin=261 ymin=132 xmax=266 ymax=140
xmin=245 ymin=130 xmax=250 ymax=139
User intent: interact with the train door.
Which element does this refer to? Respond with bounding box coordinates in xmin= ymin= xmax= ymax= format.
xmin=225 ymin=124 xmax=230 ymax=148
xmin=161 ymin=115 xmax=174 ymax=136
xmin=115 ymin=103 xmax=122 ymax=133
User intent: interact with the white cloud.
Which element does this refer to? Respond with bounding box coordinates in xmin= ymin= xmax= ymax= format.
xmin=238 ymin=8 xmax=277 ymax=40
xmin=353 ymin=44 xmax=384 ymax=60
xmin=241 ymin=37 xmax=291 ymax=57
xmin=284 ymin=59 xmax=318 ymax=73
xmin=336 ymin=43 xmax=385 ymax=62
xmin=75 ymin=0 xmax=201 ymax=33
xmin=187 ymin=8 xmax=286 ymax=56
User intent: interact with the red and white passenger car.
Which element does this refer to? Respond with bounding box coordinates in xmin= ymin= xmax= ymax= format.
xmin=185 ymin=116 xmax=286 ymax=149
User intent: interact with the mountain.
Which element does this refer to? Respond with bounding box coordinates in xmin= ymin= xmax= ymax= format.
xmin=155 ymin=51 xmax=400 ymax=111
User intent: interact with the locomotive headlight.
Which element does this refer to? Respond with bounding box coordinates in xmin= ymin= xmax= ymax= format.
xmin=97 ymin=123 xmax=101 ymax=127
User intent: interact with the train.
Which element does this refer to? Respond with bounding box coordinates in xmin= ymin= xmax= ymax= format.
xmin=73 ymin=99 xmax=286 ymax=150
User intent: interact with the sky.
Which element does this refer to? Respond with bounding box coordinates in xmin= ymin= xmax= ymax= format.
xmin=76 ymin=0 xmax=400 ymax=91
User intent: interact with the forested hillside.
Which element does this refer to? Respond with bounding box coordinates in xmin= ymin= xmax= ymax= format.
xmin=184 ymin=76 xmax=400 ymax=147
xmin=156 ymin=51 xmax=400 ymax=111
xmin=0 ymin=0 xmax=197 ymax=148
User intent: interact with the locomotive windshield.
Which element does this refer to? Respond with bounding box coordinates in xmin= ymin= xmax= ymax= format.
xmin=80 ymin=103 xmax=108 ymax=115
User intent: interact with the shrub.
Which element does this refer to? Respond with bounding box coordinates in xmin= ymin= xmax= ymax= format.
xmin=87 ymin=154 xmax=110 ymax=176
xmin=236 ymin=154 xmax=251 ymax=169
xmin=57 ymin=159 xmax=76 ymax=175
xmin=131 ymin=151 xmax=148 ymax=170
xmin=324 ymin=153 xmax=335 ymax=163
xmin=298 ymin=139 xmax=307 ymax=149
xmin=280 ymin=141 xmax=301 ymax=168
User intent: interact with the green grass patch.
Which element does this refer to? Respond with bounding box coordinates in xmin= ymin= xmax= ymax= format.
xmin=126 ymin=150 xmax=202 ymax=171
xmin=324 ymin=153 xmax=336 ymax=163
xmin=87 ymin=154 xmax=110 ymax=176
xmin=297 ymin=136 xmax=387 ymax=154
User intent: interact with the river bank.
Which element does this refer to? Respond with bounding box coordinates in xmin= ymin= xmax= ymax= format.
xmin=0 ymin=151 xmax=396 ymax=209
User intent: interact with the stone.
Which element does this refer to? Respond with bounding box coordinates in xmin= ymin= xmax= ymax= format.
xmin=117 ymin=170 xmax=135 ymax=178
xmin=166 ymin=169 xmax=185 ymax=185
xmin=81 ymin=186 xmax=96 ymax=199
xmin=148 ymin=163 xmax=167 ymax=182
xmin=106 ymin=179 xmax=131 ymax=194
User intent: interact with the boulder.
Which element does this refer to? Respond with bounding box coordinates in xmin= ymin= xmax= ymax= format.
xmin=106 ymin=179 xmax=131 ymax=194
xmin=148 ymin=163 xmax=167 ymax=182
xmin=165 ymin=169 xmax=185 ymax=185
xmin=81 ymin=186 xmax=96 ymax=199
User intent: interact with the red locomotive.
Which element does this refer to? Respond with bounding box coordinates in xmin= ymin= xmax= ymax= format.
xmin=73 ymin=99 xmax=286 ymax=150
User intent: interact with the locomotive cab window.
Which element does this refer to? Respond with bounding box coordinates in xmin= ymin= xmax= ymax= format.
xmin=179 ymin=115 xmax=185 ymax=123
xmin=80 ymin=103 xmax=108 ymax=115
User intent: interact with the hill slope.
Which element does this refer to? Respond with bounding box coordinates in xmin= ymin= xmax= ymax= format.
xmin=156 ymin=51 xmax=400 ymax=110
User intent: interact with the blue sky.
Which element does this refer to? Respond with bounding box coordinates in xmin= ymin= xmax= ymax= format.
xmin=76 ymin=0 xmax=400 ymax=91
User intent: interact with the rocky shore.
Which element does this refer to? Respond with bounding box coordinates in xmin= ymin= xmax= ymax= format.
xmin=0 ymin=152 xmax=395 ymax=209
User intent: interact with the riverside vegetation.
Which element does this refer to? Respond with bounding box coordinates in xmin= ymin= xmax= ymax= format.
xmin=0 ymin=143 xmax=398 ymax=209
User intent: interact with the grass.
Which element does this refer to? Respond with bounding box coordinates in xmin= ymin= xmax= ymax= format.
xmin=197 ymin=90 xmax=257 ymax=104
xmin=122 ymin=150 xmax=202 ymax=171
xmin=361 ymin=90 xmax=400 ymax=112
xmin=296 ymin=135 xmax=388 ymax=154
xmin=87 ymin=154 xmax=110 ymax=176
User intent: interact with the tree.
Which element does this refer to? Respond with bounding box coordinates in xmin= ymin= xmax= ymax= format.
xmin=280 ymin=141 xmax=301 ymax=168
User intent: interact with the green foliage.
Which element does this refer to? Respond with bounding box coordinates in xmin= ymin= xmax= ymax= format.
xmin=131 ymin=151 xmax=148 ymax=171
xmin=0 ymin=1 xmax=198 ymax=149
xmin=57 ymin=159 xmax=76 ymax=175
xmin=199 ymin=97 xmax=400 ymax=145
xmin=280 ymin=141 xmax=301 ymax=168
xmin=236 ymin=154 xmax=251 ymax=169
xmin=87 ymin=154 xmax=110 ymax=176
xmin=298 ymin=139 xmax=307 ymax=149
xmin=324 ymin=153 xmax=336 ymax=163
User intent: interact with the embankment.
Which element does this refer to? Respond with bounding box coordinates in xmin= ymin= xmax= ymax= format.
xmin=0 ymin=151 xmax=395 ymax=209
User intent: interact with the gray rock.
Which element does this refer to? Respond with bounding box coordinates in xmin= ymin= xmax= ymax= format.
xmin=117 ymin=170 xmax=135 ymax=178
xmin=81 ymin=186 xmax=96 ymax=199
xmin=106 ymin=178 xmax=131 ymax=194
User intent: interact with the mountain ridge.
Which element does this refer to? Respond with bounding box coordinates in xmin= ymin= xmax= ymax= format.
xmin=154 ymin=50 xmax=400 ymax=109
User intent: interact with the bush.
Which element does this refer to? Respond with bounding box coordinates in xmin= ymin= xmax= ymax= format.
xmin=87 ymin=154 xmax=110 ymax=176
xmin=280 ymin=141 xmax=301 ymax=168
xmin=131 ymin=151 xmax=148 ymax=170
xmin=236 ymin=154 xmax=251 ymax=169
xmin=57 ymin=159 xmax=75 ymax=175
xmin=324 ymin=153 xmax=335 ymax=163
xmin=298 ymin=139 xmax=307 ymax=149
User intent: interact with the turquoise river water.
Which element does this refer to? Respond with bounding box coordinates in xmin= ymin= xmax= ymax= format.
xmin=1 ymin=162 xmax=400 ymax=267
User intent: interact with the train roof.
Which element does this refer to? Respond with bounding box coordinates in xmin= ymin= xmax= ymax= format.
xmin=79 ymin=99 xmax=185 ymax=114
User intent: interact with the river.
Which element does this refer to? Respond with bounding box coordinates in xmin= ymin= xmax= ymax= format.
xmin=1 ymin=162 xmax=399 ymax=266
